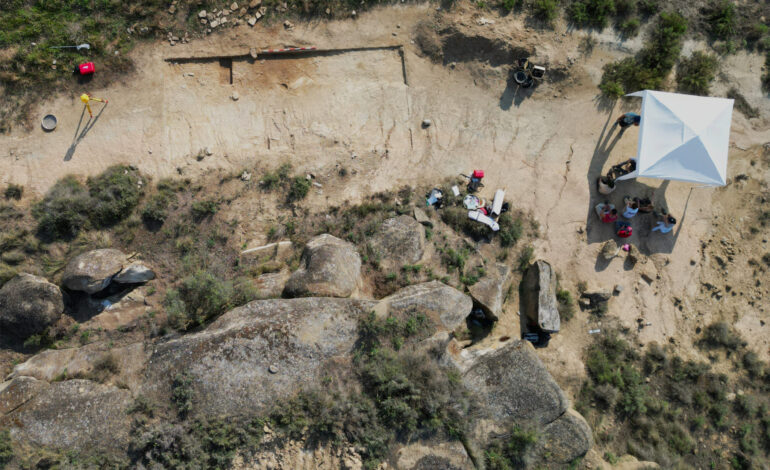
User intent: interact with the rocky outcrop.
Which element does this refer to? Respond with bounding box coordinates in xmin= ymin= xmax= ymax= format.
xmin=62 ymin=249 xmax=128 ymax=294
xmin=141 ymin=297 xmax=375 ymax=417
xmin=370 ymin=215 xmax=425 ymax=271
xmin=0 ymin=379 xmax=132 ymax=453
xmin=0 ymin=274 xmax=64 ymax=337
xmin=468 ymin=263 xmax=510 ymax=321
xmin=461 ymin=340 xmax=568 ymax=426
xmin=413 ymin=207 xmax=433 ymax=227
xmin=377 ymin=281 xmax=472 ymax=331
xmin=113 ymin=261 xmax=155 ymax=284
xmin=520 ymin=260 xmax=560 ymax=333
xmin=254 ymin=269 xmax=290 ymax=298
xmin=532 ymin=409 xmax=594 ymax=464
xmin=283 ymin=234 xmax=361 ymax=298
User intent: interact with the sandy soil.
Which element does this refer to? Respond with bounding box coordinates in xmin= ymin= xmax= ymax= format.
xmin=2 ymin=2 xmax=770 ymax=459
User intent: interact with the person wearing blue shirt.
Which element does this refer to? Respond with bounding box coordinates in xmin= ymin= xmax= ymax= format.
xmin=617 ymin=112 xmax=641 ymax=129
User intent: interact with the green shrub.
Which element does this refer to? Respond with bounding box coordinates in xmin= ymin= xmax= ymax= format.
xmin=498 ymin=213 xmax=523 ymax=247
xmin=676 ymin=51 xmax=719 ymax=96
xmin=556 ymin=288 xmax=575 ymax=321
xmin=441 ymin=206 xmax=489 ymax=239
xmin=172 ymin=372 xmax=194 ymax=418
xmin=742 ymin=351 xmax=764 ymax=378
xmin=33 ymin=176 xmax=91 ymax=240
xmin=190 ymin=199 xmax=219 ymax=221
xmin=0 ymin=428 xmax=12 ymax=467
xmin=3 ymin=184 xmax=22 ymax=200
xmin=706 ymin=0 xmax=737 ymax=40
xmin=261 ymin=163 xmax=292 ymax=190
xmin=485 ymin=425 xmax=539 ymax=468
xmin=701 ymin=321 xmax=744 ymax=349
xmin=441 ymin=246 xmax=468 ymax=272
xmin=531 ymin=0 xmax=559 ymax=23
xmin=618 ymin=17 xmax=641 ymax=38
xmin=166 ymin=272 xmax=258 ymax=330
xmin=518 ymin=245 xmax=534 ymax=272
xmin=287 ymin=176 xmax=311 ymax=202
xmin=86 ymin=165 xmax=143 ymax=227
xmin=569 ymin=0 xmax=616 ymax=28
xmin=141 ymin=193 xmax=174 ymax=227
xmin=501 ymin=0 xmax=522 ymax=12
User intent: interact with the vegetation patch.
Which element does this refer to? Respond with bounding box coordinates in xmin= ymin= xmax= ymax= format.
xmin=484 ymin=425 xmax=539 ymax=469
xmin=676 ymin=51 xmax=718 ymax=96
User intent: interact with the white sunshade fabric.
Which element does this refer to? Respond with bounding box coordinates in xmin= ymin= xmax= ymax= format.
xmin=617 ymin=90 xmax=734 ymax=186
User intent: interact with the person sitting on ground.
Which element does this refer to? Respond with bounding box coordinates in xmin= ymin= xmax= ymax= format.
xmin=622 ymin=196 xmax=639 ymax=219
xmin=617 ymin=112 xmax=641 ymax=129
xmin=608 ymin=158 xmax=637 ymax=180
xmin=595 ymin=202 xmax=618 ymax=223
xmin=615 ymin=220 xmax=633 ymax=238
xmin=652 ymin=213 xmax=677 ymax=234
xmin=637 ymin=197 xmax=654 ymax=213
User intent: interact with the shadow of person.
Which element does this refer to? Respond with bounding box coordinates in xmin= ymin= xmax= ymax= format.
xmin=64 ymin=102 xmax=108 ymax=161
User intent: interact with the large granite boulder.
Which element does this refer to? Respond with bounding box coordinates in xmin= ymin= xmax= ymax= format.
xmin=113 ymin=261 xmax=155 ymax=284
xmin=0 ymin=274 xmax=64 ymax=338
xmin=468 ymin=263 xmax=511 ymax=321
xmin=520 ymin=260 xmax=560 ymax=333
xmin=461 ymin=340 xmax=568 ymax=426
xmin=62 ymin=249 xmax=128 ymax=294
xmin=283 ymin=234 xmax=362 ymax=298
xmin=0 ymin=380 xmax=132 ymax=454
xmin=370 ymin=215 xmax=425 ymax=271
xmin=532 ymin=409 xmax=593 ymax=464
xmin=141 ymin=297 xmax=375 ymax=417
xmin=377 ymin=281 xmax=472 ymax=331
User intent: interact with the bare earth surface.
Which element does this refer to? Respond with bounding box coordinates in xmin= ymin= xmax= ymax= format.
xmin=1 ymin=4 xmax=770 ymax=466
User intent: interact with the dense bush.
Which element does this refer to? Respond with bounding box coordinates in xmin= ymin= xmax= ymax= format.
xmin=618 ymin=17 xmax=641 ymax=38
xmin=676 ymin=51 xmax=719 ymax=95
xmin=706 ymin=0 xmax=737 ymax=40
xmin=501 ymin=0 xmax=522 ymax=12
xmin=498 ymin=213 xmax=523 ymax=247
xmin=3 ymin=184 xmax=22 ymax=200
xmin=32 ymin=176 xmax=92 ymax=240
xmin=165 ymin=271 xmax=258 ymax=330
xmin=86 ymin=165 xmax=143 ymax=227
xmin=569 ymin=0 xmax=616 ymax=28
xmin=531 ymin=0 xmax=559 ymax=23
xmin=33 ymin=166 xmax=143 ymax=240
xmin=287 ymin=176 xmax=311 ymax=202
xmin=141 ymin=193 xmax=172 ymax=227
xmin=485 ymin=425 xmax=539 ymax=469
xmin=441 ymin=206 xmax=489 ymax=239
xmin=701 ymin=321 xmax=745 ymax=349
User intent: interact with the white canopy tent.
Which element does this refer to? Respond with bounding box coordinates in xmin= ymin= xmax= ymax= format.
xmin=616 ymin=90 xmax=734 ymax=186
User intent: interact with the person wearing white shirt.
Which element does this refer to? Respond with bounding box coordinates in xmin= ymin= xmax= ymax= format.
xmin=622 ymin=196 xmax=639 ymax=219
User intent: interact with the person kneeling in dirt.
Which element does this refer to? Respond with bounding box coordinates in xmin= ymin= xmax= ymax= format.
xmin=595 ymin=202 xmax=618 ymax=223
xmin=608 ymin=158 xmax=637 ymax=180
xmin=637 ymin=197 xmax=654 ymax=213
xmin=615 ymin=220 xmax=633 ymax=238
xmin=652 ymin=212 xmax=677 ymax=234
xmin=622 ymin=196 xmax=640 ymax=219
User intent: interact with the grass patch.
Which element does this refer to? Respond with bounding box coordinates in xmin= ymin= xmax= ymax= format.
xmin=485 ymin=425 xmax=539 ymax=469
xmin=676 ymin=51 xmax=719 ymax=96
xmin=556 ymin=288 xmax=576 ymax=322
xmin=705 ymin=0 xmax=737 ymax=40
xmin=700 ymin=321 xmax=745 ymax=350
xmin=4 ymin=184 xmax=23 ymax=200
xmin=568 ymin=0 xmax=616 ymax=29
xmin=190 ymin=199 xmax=219 ymax=221
xmin=0 ymin=429 xmax=12 ymax=467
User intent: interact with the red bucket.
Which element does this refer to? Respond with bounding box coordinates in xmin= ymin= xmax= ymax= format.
xmin=472 ymin=169 xmax=484 ymax=179
xmin=78 ymin=62 xmax=95 ymax=75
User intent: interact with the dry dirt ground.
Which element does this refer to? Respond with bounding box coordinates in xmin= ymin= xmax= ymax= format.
xmin=1 ymin=2 xmax=770 ymax=466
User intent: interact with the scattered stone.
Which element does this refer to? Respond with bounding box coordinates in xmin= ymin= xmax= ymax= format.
xmin=250 ymin=47 xmax=258 ymax=58
xmin=520 ymin=260 xmax=560 ymax=333
xmin=421 ymin=119 xmax=431 ymax=128
xmin=249 ymin=0 xmax=261 ymax=7
xmin=581 ymin=289 xmax=611 ymax=311
xmin=248 ymin=16 xmax=257 ymax=26
xmin=241 ymin=170 xmax=252 ymax=181
xmin=205 ymin=147 xmax=213 ymax=156
xmin=240 ymin=240 xmax=293 ymax=259
xmin=210 ymin=19 xmax=219 ymax=27
xmin=413 ymin=206 xmax=432 ymax=227
xmin=0 ymin=274 xmax=64 ymax=338
xmin=114 ymin=262 xmax=156 ymax=284
xmin=268 ymin=364 xmax=278 ymax=374
xmin=351 ymin=9 xmax=356 ymax=16
xmin=283 ymin=20 xmax=293 ymax=29
xmin=614 ymin=284 xmax=623 ymax=294
xmin=198 ymin=9 xmax=207 ymax=18
xmin=468 ymin=263 xmax=511 ymax=321
xmin=168 ymin=5 xmax=176 ymax=13
xmin=231 ymin=92 xmax=239 ymax=101
xmin=230 ymin=1 xmax=238 ymax=9
xmin=61 ymin=249 xmax=128 ymax=294
xmin=283 ymin=234 xmax=361 ymax=298
xmin=254 ymin=269 xmax=290 ymax=298
xmin=239 ymin=7 xmax=247 ymax=16
xmin=600 ymin=239 xmax=620 ymax=260
xmin=312 ymin=182 xmax=322 ymax=188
